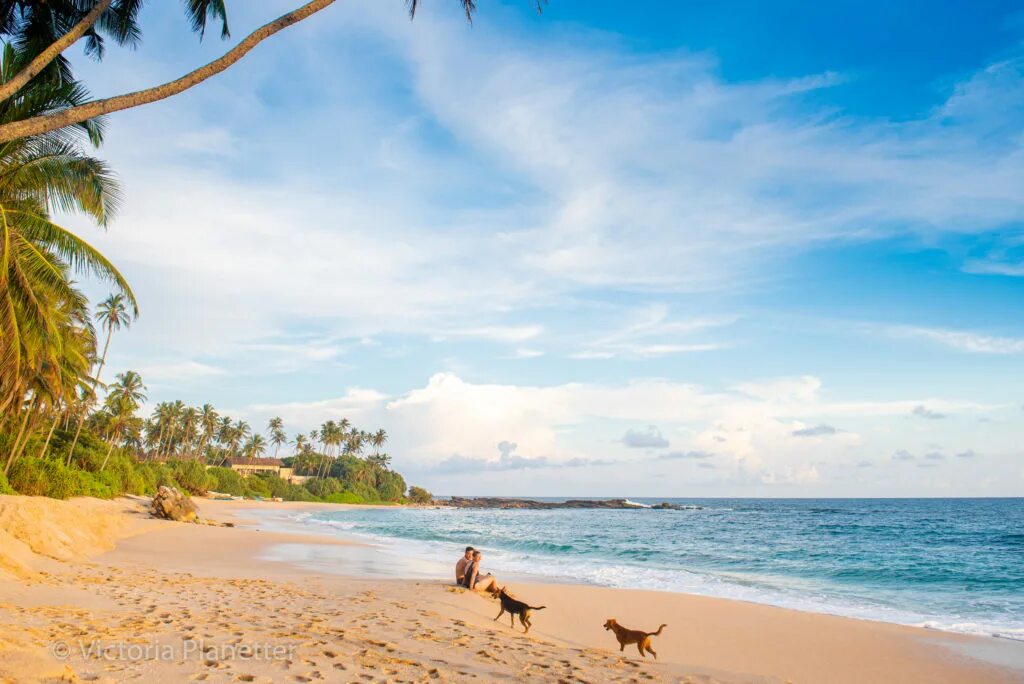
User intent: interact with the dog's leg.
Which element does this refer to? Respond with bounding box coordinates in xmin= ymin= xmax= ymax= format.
xmin=522 ymin=612 xmax=531 ymax=633
xmin=494 ymin=606 xmax=505 ymax=622
xmin=636 ymin=642 xmax=646 ymax=658
xmin=619 ymin=642 xmax=625 ymax=652
xmin=510 ymin=613 xmax=516 ymax=628
xmin=645 ymin=639 xmax=657 ymax=659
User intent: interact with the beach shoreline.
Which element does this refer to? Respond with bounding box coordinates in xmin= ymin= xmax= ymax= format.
xmin=1 ymin=494 xmax=1022 ymax=683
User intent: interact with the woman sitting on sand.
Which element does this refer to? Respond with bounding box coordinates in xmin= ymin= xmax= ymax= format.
xmin=462 ymin=550 xmax=499 ymax=594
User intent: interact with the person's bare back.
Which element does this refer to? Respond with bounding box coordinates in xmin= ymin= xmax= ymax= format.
xmin=455 ymin=546 xmax=474 ymax=584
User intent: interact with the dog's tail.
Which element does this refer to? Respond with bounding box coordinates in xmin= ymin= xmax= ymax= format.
xmin=647 ymin=624 xmax=667 ymax=637
xmin=529 ymin=605 xmax=547 ymax=611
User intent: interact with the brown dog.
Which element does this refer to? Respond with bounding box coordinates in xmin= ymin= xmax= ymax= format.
xmin=603 ymin=618 xmax=666 ymax=659
xmin=494 ymin=588 xmax=546 ymax=633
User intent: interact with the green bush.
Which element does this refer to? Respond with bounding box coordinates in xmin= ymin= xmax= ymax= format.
xmin=0 ymin=468 xmax=15 ymax=495
xmin=166 ymin=460 xmax=214 ymax=495
xmin=304 ymin=477 xmax=342 ymax=498
xmin=243 ymin=474 xmax=272 ymax=498
xmin=8 ymin=457 xmax=96 ymax=499
xmin=407 ymin=486 xmax=433 ymax=504
xmin=324 ymin=491 xmax=364 ymax=504
xmin=207 ymin=467 xmax=246 ymax=496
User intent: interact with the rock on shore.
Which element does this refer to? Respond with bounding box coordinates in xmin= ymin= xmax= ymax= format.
xmin=437 ymin=497 xmax=690 ymax=510
xmin=151 ymin=486 xmax=198 ymax=522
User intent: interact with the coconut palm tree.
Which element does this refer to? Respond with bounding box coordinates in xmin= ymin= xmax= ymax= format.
xmin=106 ymin=369 xmax=144 ymax=406
xmin=99 ymin=373 xmax=145 ymax=470
xmin=244 ymin=433 xmax=266 ymax=463
xmin=179 ymin=405 xmax=199 ymax=458
xmin=231 ymin=419 xmax=250 ymax=459
xmin=65 ymin=293 xmax=132 ymax=462
xmin=0 ymin=43 xmax=135 ymax=426
xmin=371 ymin=428 xmax=387 ymax=453
xmin=267 ymin=415 xmax=286 ymax=457
xmin=197 ymin=403 xmax=219 ymax=461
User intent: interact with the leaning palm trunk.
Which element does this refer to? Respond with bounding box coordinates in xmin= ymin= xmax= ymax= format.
xmin=100 ymin=432 xmax=119 ymax=471
xmin=39 ymin=413 xmax=59 ymax=459
xmin=67 ymin=326 xmax=114 ymax=464
xmin=0 ymin=0 xmax=338 ymax=143
xmin=4 ymin=395 xmax=37 ymax=474
xmin=0 ymin=0 xmax=115 ymax=104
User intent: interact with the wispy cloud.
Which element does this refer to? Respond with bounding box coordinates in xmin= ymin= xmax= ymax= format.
xmin=659 ymin=450 xmax=714 ymax=460
xmin=571 ymin=305 xmax=735 ymax=359
xmin=435 ymin=325 xmax=544 ymax=344
xmin=886 ymin=325 xmax=1024 ymax=354
xmin=792 ymin=424 xmax=840 ymax=437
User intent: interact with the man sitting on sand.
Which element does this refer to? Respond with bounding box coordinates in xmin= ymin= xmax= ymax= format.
xmin=455 ymin=546 xmax=474 ymax=585
xmin=462 ymin=549 xmax=499 ymax=594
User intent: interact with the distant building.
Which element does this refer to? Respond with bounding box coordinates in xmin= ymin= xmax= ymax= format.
xmin=221 ymin=458 xmax=308 ymax=484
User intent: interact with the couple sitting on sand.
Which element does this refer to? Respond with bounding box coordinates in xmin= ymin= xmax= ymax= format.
xmin=455 ymin=546 xmax=500 ymax=594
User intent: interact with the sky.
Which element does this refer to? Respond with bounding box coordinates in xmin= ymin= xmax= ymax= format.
xmin=62 ymin=0 xmax=1024 ymax=497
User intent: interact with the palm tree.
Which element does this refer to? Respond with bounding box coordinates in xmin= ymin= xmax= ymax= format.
xmin=267 ymin=416 xmax=286 ymax=457
xmin=65 ymin=293 xmax=132 ymax=462
xmin=0 ymin=43 xmax=135 ymax=428
xmin=99 ymin=374 xmax=146 ymax=470
xmin=197 ymin=403 xmax=219 ymax=462
xmin=161 ymin=399 xmax=185 ymax=458
xmin=244 ymin=433 xmax=266 ymax=463
xmin=371 ymin=428 xmax=387 ymax=454
xmin=179 ymin=405 xmax=199 ymax=458
xmin=231 ymin=420 xmax=250 ymax=459
xmin=106 ymin=369 xmax=145 ymax=406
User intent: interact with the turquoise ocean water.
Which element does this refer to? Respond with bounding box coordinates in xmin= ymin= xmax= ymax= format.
xmin=286 ymin=498 xmax=1024 ymax=640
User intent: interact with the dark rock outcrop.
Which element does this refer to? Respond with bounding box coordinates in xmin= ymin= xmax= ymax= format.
xmin=437 ymin=497 xmax=690 ymax=510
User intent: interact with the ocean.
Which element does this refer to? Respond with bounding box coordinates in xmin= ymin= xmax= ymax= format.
xmin=275 ymin=498 xmax=1024 ymax=641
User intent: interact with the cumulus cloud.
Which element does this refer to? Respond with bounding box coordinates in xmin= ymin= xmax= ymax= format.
xmin=792 ymin=424 xmax=840 ymax=437
xmin=434 ymin=441 xmax=616 ymax=472
xmin=659 ymin=450 xmax=714 ymax=460
xmin=956 ymin=449 xmax=978 ymax=459
xmin=892 ymin=450 xmax=915 ymax=461
xmin=621 ymin=426 xmax=670 ymax=449
xmin=912 ymin=405 xmax=946 ymax=420
xmin=924 ymin=451 xmax=945 ymax=460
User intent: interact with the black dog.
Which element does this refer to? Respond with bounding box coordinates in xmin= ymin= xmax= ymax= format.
xmin=493 ymin=588 xmax=546 ymax=633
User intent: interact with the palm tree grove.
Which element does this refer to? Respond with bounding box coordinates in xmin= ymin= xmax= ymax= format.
xmin=0 ymin=0 xmax=440 ymax=506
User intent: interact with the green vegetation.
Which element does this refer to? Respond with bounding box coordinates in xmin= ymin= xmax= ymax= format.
xmin=407 ymin=486 xmax=433 ymax=504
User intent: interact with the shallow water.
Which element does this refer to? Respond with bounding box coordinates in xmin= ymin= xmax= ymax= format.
xmin=263 ymin=498 xmax=1024 ymax=641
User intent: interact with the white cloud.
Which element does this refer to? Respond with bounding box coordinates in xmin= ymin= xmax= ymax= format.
xmin=887 ymin=325 xmax=1024 ymax=354
xmin=912 ymin=405 xmax=946 ymax=420
xmin=434 ymin=325 xmax=544 ymax=343
xmin=791 ymin=423 xmax=840 ymax=437
xmin=621 ymin=426 xmax=670 ymax=449
xmin=134 ymin=360 xmax=226 ymax=381
xmin=963 ymin=259 xmax=1024 ymax=277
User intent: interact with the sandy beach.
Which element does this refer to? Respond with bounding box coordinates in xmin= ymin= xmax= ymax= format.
xmin=1 ymin=495 xmax=1022 ymax=684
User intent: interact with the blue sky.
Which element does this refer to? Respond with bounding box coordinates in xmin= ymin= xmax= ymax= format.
xmin=65 ymin=0 xmax=1024 ymax=496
